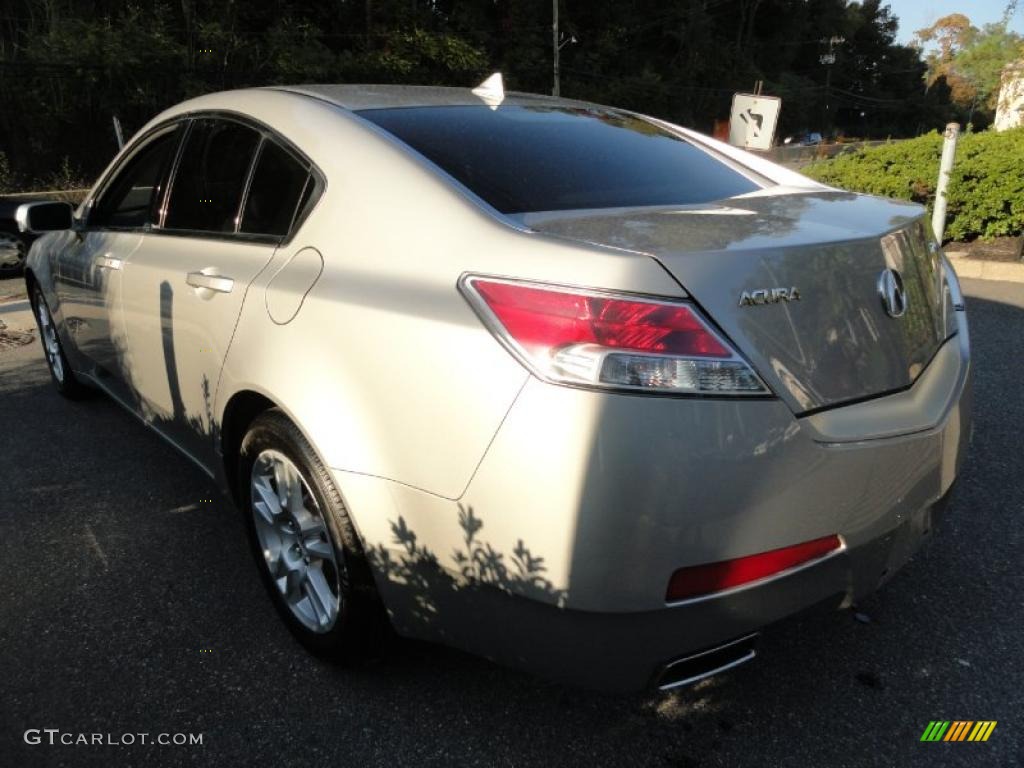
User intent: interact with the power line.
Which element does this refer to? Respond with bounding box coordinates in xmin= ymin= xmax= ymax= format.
xmin=830 ymin=86 xmax=907 ymax=104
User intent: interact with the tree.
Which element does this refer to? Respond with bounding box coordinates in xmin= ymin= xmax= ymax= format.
xmin=0 ymin=0 xmax=959 ymax=186
xmin=916 ymin=10 xmax=1024 ymax=127
xmin=954 ymin=23 xmax=1024 ymax=114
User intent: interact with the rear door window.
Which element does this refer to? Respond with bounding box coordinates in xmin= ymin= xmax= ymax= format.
xmin=164 ymin=119 xmax=261 ymax=233
xmin=240 ymin=140 xmax=312 ymax=238
xmin=358 ymin=105 xmax=762 ymax=214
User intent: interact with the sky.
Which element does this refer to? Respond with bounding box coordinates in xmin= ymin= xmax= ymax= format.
xmin=885 ymin=0 xmax=1024 ymax=43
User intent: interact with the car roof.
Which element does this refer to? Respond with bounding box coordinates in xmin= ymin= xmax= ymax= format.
xmin=270 ymin=84 xmax=602 ymax=112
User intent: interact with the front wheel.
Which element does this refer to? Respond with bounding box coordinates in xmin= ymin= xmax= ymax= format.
xmin=239 ymin=409 xmax=383 ymax=658
xmin=32 ymin=286 xmax=88 ymax=398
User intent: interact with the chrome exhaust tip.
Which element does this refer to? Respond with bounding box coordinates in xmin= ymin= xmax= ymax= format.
xmin=657 ymin=633 xmax=759 ymax=691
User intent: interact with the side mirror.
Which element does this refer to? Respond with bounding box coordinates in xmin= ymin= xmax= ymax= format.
xmin=16 ymin=201 xmax=75 ymax=234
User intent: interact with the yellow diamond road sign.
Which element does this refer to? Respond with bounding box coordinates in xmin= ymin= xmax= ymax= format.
xmin=729 ymin=93 xmax=782 ymax=151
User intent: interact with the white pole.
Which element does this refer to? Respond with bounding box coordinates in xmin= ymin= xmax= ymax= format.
xmin=931 ymin=122 xmax=960 ymax=243
xmin=112 ymin=115 xmax=124 ymax=150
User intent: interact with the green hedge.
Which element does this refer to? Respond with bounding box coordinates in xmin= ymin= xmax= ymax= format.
xmin=803 ymin=128 xmax=1024 ymax=241
xmin=0 ymin=152 xmax=12 ymax=194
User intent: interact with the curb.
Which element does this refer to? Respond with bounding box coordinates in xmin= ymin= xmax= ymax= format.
xmin=945 ymin=252 xmax=1024 ymax=284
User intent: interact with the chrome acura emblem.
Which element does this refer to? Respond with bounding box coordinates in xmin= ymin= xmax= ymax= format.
xmin=738 ymin=287 xmax=801 ymax=307
xmin=878 ymin=268 xmax=907 ymax=318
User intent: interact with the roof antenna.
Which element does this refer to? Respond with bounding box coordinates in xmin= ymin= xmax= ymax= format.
xmin=472 ymin=72 xmax=504 ymax=109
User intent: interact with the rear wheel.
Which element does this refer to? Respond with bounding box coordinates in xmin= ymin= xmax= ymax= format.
xmin=32 ymin=286 xmax=87 ymax=398
xmin=239 ymin=409 xmax=382 ymax=658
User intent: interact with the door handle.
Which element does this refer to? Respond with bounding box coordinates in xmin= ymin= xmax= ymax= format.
xmin=95 ymin=255 xmax=123 ymax=270
xmin=186 ymin=271 xmax=234 ymax=294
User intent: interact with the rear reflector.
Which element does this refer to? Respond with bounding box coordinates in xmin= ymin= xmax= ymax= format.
xmin=461 ymin=276 xmax=768 ymax=395
xmin=666 ymin=535 xmax=842 ymax=602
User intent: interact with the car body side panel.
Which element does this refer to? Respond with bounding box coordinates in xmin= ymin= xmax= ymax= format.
xmin=213 ymin=93 xmax=686 ymax=502
xmin=29 ymin=88 xmax=683 ymax=504
xmin=52 ymin=231 xmax=142 ymax=391
xmin=117 ymin=236 xmax=279 ymax=469
xmin=25 ymin=230 xmax=91 ymax=373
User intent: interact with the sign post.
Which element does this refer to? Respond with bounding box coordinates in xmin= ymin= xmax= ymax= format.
xmin=728 ymin=93 xmax=782 ymax=151
xmin=931 ymin=122 xmax=960 ymax=243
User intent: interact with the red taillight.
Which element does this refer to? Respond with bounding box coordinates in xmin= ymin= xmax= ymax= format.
xmin=666 ymin=535 xmax=842 ymax=602
xmin=471 ymin=279 xmax=731 ymax=358
xmin=462 ymin=276 xmax=767 ymax=395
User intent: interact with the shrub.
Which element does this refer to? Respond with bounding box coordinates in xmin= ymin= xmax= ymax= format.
xmin=0 ymin=151 xmax=12 ymax=194
xmin=33 ymin=156 xmax=89 ymax=193
xmin=803 ymin=128 xmax=1024 ymax=241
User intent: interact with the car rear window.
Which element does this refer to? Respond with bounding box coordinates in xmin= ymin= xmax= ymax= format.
xmin=240 ymin=139 xmax=312 ymax=238
xmin=357 ymin=105 xmax=761 ymax=214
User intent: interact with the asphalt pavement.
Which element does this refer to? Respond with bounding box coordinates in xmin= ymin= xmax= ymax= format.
xmin=0 ymin=278 xmax=1022 ymax=768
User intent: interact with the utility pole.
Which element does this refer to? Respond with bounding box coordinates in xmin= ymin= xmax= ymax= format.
xmin=819 ymin=35 xmax=844 ymax=138
xmin=552 ymin=0 xmax=560 ymax=96
xmin=551 ymin=3 xmax=577 ymax=97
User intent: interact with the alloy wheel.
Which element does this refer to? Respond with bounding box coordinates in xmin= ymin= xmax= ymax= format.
xmin=250 ymin=449 xmax=342 ymax=633
xmin=35 ymin=294 xmax=64 ymax=383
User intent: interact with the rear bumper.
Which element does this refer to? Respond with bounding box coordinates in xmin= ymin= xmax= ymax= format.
xmin=344 ymin=328 xmax=971 ymax=692
xmin=368 ymin=484 xmax=954 ymax=692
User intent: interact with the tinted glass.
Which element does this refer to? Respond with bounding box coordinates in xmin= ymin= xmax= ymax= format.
xmin=91 ymin=127 xmax=181 ymax=228
xmin=240 ymin=140 xmax=311 ymax=237
xmin=359 ymin=106 xmax=761 ymax=214
xmin=165 ymin=119 xmax=261 ymax=233
xmin=294 ymin=175 xmax=315 ymax=225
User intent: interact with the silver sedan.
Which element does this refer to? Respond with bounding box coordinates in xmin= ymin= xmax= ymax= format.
xmin=20 ymin=80 xmax=971 ymax=692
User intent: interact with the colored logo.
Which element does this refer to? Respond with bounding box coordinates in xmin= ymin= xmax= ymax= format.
xmin=920 ymin=721 xmax=997 ymax=742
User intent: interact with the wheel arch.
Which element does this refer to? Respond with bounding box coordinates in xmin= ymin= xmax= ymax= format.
xmin=22 ymin=232 xmax=61 ymax=313
xmin=219 ymin=388 xmax=278 ymax=505
xmin=218 ymin=385 xmax=377 ymax=576
xmin=23 ymin=265 xmax=38 ymax=299
xmin=218 ymin=387 xmax=370 ymax=539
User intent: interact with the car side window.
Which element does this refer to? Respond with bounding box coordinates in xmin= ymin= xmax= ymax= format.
xmin=164 ymin=119 xmax=261 ymax=233
xmin=90 ymin=126 xmax=182 ymax=229
xmin=240 ymin=139 xmax=312 ymax=238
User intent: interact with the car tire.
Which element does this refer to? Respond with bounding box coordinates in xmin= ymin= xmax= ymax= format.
xmin=238 ymin=408 xmax=383 ymax=659
xmin=31 ymin=286 xmax=89 ymax=399
xmin=0 ymin=231 xmax=27 ymax=277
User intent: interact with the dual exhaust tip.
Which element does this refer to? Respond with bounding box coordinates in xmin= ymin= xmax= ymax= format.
xmin=657 ymin=633 xmax=759 ymax=691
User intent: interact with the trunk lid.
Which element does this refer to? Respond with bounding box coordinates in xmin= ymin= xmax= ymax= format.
xmin=523 ymin=191 xmax=949 ymax=414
